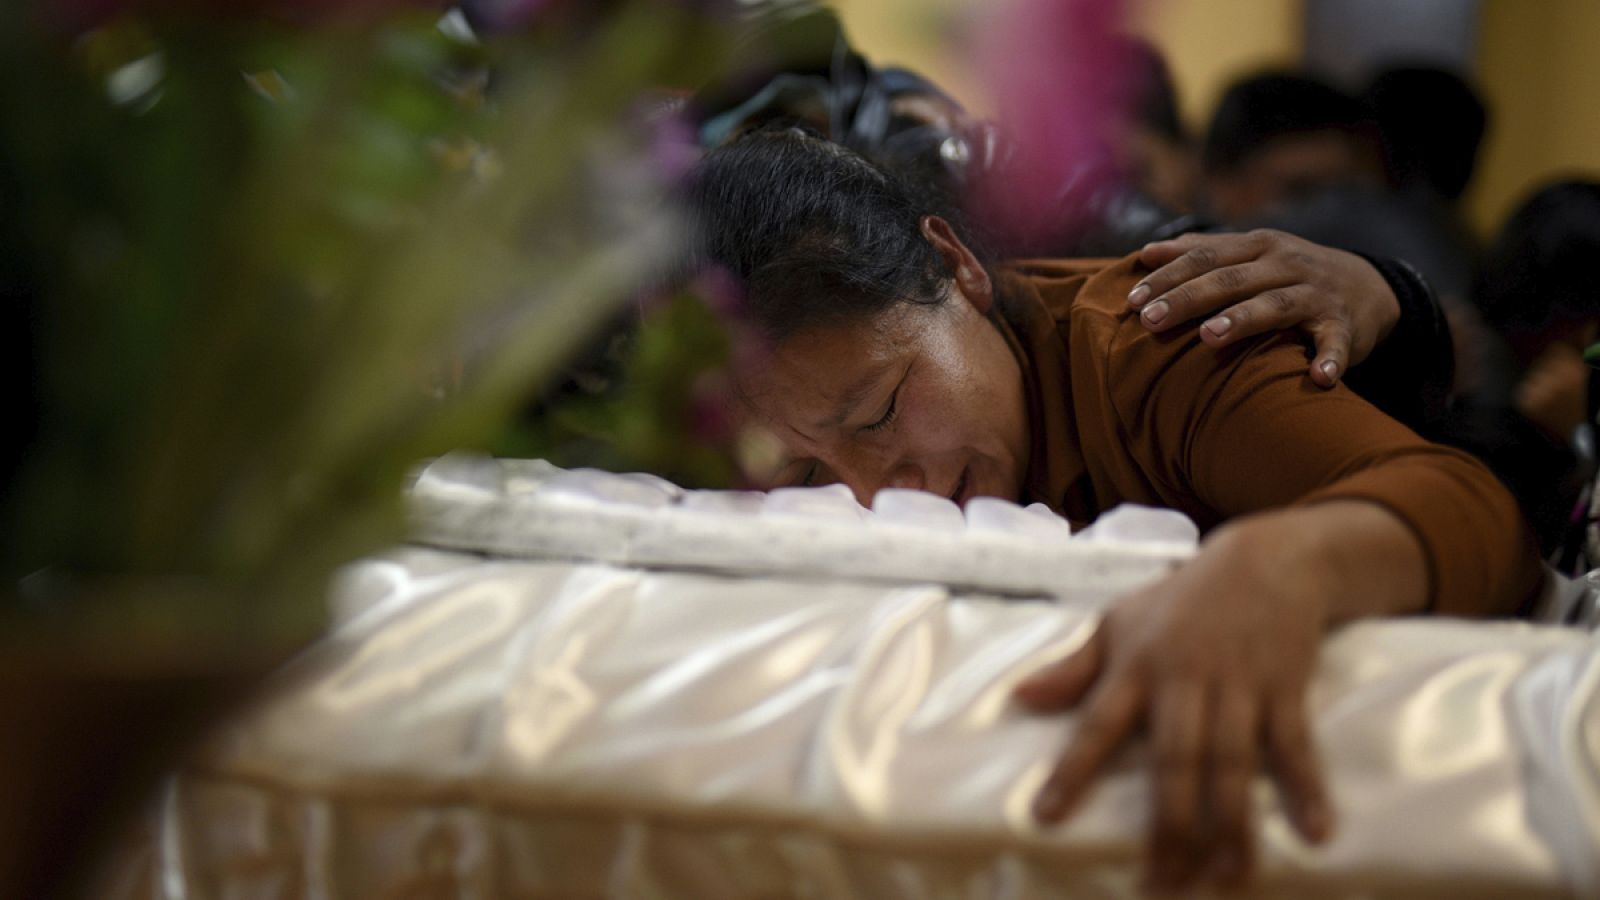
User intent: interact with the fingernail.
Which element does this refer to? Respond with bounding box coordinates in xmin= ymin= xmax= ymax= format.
xmin=1141 ymin=299 xmax=1169 ymax=325
xmin=1203 ymin=315 xmax=1232 ymax=338
xmin=1033 ymin=782 xmax=1066 ymax=822
xmin=1320 ymin=360 xmax=1340 ymax=381
xmin=1128 ymin=282 xmax=1152 ymax=307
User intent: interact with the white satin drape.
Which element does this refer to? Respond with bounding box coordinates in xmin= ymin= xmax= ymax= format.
xmin=98 ymin=458 xmax=1600 ymax=899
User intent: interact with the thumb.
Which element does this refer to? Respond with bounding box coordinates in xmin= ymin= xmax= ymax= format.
xmin=1309 ymin=322 xmax=1352 ymax=388
xmin=1014 ymin=625 xmax=1106 ymax=712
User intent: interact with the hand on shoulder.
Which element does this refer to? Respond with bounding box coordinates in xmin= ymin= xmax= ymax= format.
xmin=1126 ymin=230 xmax=1400 ymax=388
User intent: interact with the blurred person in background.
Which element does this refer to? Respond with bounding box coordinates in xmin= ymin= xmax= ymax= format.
xmin=1453 ymin=180 xmax=1600 ymax=568
xmin=1200 ymin=70 xmax=1474 ymax=301
xmin=1200 ymin=62 xmax=1488 ymax=285
xmin=1197 ymin=68 xmax=1597 ymax=555
xmin=1199 ymin=71 xmax=1382 ymax=225
xmin=1201 ymin=66 xmax=1488 ymax=401
xmin=1362 ymin=64 xmax=1486 ymax=252
xmin=1476 ymin=180 xmax=1600 ymax=433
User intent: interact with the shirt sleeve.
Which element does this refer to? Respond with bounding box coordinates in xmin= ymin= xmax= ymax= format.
xmin=1342 ymin=253 xmax=1455 ymax=430
xmin=1088 ymin=265 xmax=1542 ymax=618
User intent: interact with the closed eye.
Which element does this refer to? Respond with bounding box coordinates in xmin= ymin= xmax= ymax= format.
xmin=861 ymin=389 xmax=899 ymax=433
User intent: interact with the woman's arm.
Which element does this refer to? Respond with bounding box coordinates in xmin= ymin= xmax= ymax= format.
xmin=1021 ymin=257 xmax=1542 ymax=890
xmin=1099 ymin=268 xmax=1540 ymax=616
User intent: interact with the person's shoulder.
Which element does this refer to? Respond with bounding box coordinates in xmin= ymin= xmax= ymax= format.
xmin=1003 ymin=254 xmax=1143 ymax=322
xmin=1049 ymin=252 xmax=1300 ymax=420
xmin=1004 ymin=257 xmax=1128 ymax=281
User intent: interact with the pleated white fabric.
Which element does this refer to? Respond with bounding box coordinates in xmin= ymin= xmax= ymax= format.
xmin=102 ymin=458 xmax=1600 ymax=899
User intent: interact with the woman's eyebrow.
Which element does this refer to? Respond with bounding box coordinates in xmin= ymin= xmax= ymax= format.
xmin=819 ymin=361 xmax=898 ymax=429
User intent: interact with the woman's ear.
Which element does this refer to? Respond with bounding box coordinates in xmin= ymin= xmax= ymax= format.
xmin=920 ymin=215 xmax=994 ymax=314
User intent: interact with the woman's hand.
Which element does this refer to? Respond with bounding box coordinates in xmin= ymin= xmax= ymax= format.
xmin=1016 ymin=502 xmax=1427 ymax=891
xmin=1126 ymin=230 xmax=1401 ymax=388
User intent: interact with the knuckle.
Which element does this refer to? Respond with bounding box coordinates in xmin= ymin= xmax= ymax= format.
xmin=1186 ymin=246 xmax=1221 ymax=271
xmin=1320 ymin=317 xmax=1353 ymax=338
xmin=1140 ymin=270 xmax=1173 ymax=294
xmin=1212 ymin=266 xmax=1246 ymax=292
xmin=1288 ymin=251 xmax=1317 ymax=270
xmin=1164 ymin=284 xmax=1195 ymax=308
xmin=1262 ymin=289 xmax=1296 ymax=315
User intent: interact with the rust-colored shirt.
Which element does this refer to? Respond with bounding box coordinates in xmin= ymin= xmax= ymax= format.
xmin=997 ymin=255 xmax=1542 ymax=617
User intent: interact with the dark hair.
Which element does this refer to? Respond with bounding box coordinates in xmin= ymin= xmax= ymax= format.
xmin=681 ymin=125 xmax=969 ymax=339
xmin=1363 ymin=66 xmax=1486 ymax=202
xmin=1477 ymin=180 xmax=1600 ymax=338
xmin=1202 ymin=71 xmax=1370 ymax=173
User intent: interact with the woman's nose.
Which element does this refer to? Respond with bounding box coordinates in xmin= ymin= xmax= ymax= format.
xmin=834 ymin=453 xmax=922 ymax=506
xmin=883 ymin=462 xmax=925 ymax=492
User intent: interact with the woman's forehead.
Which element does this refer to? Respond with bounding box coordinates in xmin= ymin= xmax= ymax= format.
xmin=734 ymin=307 xmax=925 ymax=423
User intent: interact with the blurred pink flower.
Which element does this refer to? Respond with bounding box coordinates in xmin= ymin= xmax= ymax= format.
xmin=688 ymin=371 xmax=738 ymax=444
xmin=647 ymin=105 xmax=702 ymax=186
xmin=690 ymin=265 xmax=744 ymax=317
xmin=973 ymin=0 xmax=1134 ymax=244
xmin=690 ymin=265 xmax=775 ymax=379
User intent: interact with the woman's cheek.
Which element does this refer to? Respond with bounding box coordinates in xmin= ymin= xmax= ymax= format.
xmin=902 ymin=377 xmax=964 ymax=455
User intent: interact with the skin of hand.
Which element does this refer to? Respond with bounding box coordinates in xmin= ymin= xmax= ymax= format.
xmin=1126 ymin=230 xmax=1402 ymax=388
xmin=1014 ymin=500 xmax=1427 ymax=891
xmin=1515 ymin=341 xmax=1591 ymax=441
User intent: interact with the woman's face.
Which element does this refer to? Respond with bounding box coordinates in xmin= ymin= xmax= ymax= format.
xmin=734 ymin=284 xmax=1030 ymax=508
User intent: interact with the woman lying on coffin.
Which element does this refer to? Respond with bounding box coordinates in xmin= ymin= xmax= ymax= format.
xmin=683 ymin=126 xmax=1544 ymax=891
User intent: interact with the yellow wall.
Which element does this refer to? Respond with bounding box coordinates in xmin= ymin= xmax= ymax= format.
xmin=1471 ymin=0 xmax=1600 ymax=237
xmin=827 ymin=0 xmax=1303 ymax=133
xmin=825 ymin=0 xmax=992 ymax=113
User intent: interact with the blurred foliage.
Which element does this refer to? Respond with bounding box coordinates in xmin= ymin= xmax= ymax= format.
xmin=0 ymin=0 xmax=740 ymax=652
xmin=493 ymin=285 xmax=747 ymax=490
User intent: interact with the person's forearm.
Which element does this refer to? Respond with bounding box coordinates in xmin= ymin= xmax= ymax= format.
xmin=1306 ymin=500 xmax=1430 ymax=622
xmin=1212 ymin=500 xmax=1429 ymax=625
